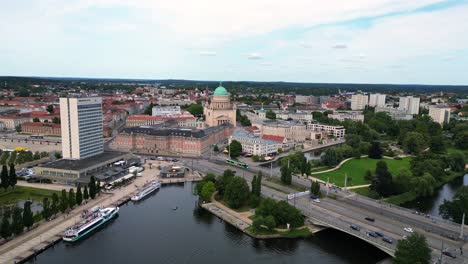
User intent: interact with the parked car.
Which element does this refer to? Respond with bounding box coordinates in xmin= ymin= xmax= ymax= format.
xmin=403 ymin=227 xmax=414 ymax=233
xmin=443 ymin=251 xmax=457 ymax=259
xmin=157 ymin=157 xmax=165 ymax=161
xmin=365 ymin=217 xmax=375 ymax=222
xmin=382 ymin=237 xmax=393 ymax=244
xmin=350 ymin=224 xmax=360 ymax=231
xmin=402 ymin=235 xmax=407 ymax=240
xmin=312 ymin=198 xmax=321 ymax=203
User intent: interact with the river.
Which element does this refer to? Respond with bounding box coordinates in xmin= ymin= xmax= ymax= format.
xmin=402 ymin=174 xmax=468 ymax=216
xmin=29 ymin=183 xmax=387 ymax=264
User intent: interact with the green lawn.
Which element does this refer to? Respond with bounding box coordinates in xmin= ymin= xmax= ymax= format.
xmin=0 ymin=186 xmax=60 ymax=205
xmin=247 ymin=226 xmax=312 ymax=238
xmin=313 ymin=157 xmax=412 ymax=187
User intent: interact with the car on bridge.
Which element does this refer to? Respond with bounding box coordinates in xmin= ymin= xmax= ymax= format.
xmin=443 ymin=251 xmax=457 ymax=259
xmin=403 ymin=227 xmax=414 ymax=233
xmin=375 ymin=231 xmax=384 ymax=237
xmin=364 ymin=217 xmax=375 ymax=222
xmin=367 ymin=231 xmax=378 ymax=238
xmin=350 ymin=224 xmax=360 ymax=231
xmin=382 ymin=237 xmax=393 ymax=244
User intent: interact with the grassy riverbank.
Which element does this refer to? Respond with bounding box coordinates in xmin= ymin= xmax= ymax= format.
xmin=246 ymin=226 xmax=312 ymax=238
xmin=0 ymin=186 xmax=60 ymax=205
xmin=313 ymin=157 xmax=412 ymax=187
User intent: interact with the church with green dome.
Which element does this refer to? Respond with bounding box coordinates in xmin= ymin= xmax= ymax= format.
xmin=203 ymin=83 xmax=237 ymax=127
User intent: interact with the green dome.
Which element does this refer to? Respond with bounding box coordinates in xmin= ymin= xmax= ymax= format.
xmin=213 ymin=85 xmax=228 ymax=96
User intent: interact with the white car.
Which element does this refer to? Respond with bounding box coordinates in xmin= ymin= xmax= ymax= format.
xmin=402 ymin=235 xmax=408 ymax=240
xmin=312 ymin=198 xmax=321 ymax=203
xmin=404 ymin=227 xmax=414 ymax=233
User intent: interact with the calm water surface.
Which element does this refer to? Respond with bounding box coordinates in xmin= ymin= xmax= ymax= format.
xmin=30 ymin=183 xmax=387 ymax=264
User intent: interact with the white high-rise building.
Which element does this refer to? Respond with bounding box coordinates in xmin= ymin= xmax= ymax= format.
xmin=351 ymin=94 xmax=369 ymax=110
xmin=399 ymin=96 xmax=420 ymax=115
xmin=429 ymin=105 xmax=451 ymax=124
xmin=60 ymin=97 xmax=104 ymax=160
xmin=368 ymin=93 xmax=386 ymax=107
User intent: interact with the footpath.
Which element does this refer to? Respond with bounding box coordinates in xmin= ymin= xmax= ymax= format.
xmin=0 ymin=163 xmax=161 ymax=263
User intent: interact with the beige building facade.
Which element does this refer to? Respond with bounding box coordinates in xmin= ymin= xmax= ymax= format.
xmin=204 ymin=84 xmax=236 ymax=127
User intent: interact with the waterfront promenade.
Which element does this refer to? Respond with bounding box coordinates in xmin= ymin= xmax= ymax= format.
xmin=0 ymin=162 xmax=168 ymax=263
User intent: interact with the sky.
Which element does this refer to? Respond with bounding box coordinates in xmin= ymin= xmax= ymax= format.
xmin=1 ymin=0 xmax=468 ymax=85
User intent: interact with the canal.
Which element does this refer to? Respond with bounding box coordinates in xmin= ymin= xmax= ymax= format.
xmin=30 ymin=183 xmax=388 ymax=264
xmin=402 ymin=174 xmax=468 ymax=216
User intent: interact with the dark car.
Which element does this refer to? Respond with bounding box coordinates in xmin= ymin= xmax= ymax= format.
xmin=382 ymin=237 xmax=393 ymax=244
xmin=443 ymin=251 xmax=457 ymax=259
xmin=350 ymin=224 xmax=360 ymax=231
xmin=367 ymin=231 xmax=378 ymax=238
xmin=172 ymin=159 xmax=178 ymax=162
xmin=375 ymin=231 xmax=384 ymax=237
xmin=365 ymin=217 xmax=375 ymax=222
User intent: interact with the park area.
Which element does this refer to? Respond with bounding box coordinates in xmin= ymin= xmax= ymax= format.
xmin=0 ymin=186 xmax=59 ymax=206
xmin=312 ymin=157 xmax=412 ymax=187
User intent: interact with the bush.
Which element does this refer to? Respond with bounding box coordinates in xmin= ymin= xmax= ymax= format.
xmin=394 ymin=157 xmax=402 ymax=160
xmin=249 ymin=195 xmax=261 ymax=208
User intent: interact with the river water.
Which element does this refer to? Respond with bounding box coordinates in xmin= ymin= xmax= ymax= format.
xmin=402 ymin=174 xmax=468 ymax=216
xmin=30 ymin=183 xmax=387 ymax=264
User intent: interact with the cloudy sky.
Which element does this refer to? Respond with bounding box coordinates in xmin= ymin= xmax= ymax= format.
xmin=1 ymin=0 xmax=468 ymax=84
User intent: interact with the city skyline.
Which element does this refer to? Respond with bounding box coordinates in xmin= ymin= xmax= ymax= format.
xmin=1 ymin=0 xmax=468 ymax=85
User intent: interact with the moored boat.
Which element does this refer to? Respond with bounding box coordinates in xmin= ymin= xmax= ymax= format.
xmin=63 ymin=207 xmax=119 ymax=242
xmin=131 ymin=181 xmax=161 ymax=202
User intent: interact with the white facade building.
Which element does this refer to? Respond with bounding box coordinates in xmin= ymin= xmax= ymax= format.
xmin=328 ymin=112 xmax=365 ymax=122
xmin=152 ymin=105 xmax=181 ymax=116
xmin=399 ymin=96 xmax=420 ymax=115
xmin=429 ymin=105 xmax=451 ymax=124
xmin=368 ymin=94 xmax=386 ymax=107
xmin=351 ymin=94 xmax=369 ymax=110
xmin=230 ymin=129 xmax=280 ymax=156
xmin=60 ymin=97 xmax=104 ymax=160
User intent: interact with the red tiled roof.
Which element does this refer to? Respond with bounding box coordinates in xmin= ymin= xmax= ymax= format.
xmin=261 ymin=134 xmax=285 ymax=142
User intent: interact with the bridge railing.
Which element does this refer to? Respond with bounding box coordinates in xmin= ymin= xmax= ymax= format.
xmin=288 ymin=199 xmax=397 ymax=253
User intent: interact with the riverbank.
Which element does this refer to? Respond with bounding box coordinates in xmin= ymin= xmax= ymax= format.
xmin=200 ymin=199 xmax=319 ymax=240
xmin=0 ymin=161 xmax=176 ymax=264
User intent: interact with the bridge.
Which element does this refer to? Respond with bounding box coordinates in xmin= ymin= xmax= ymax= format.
xmin=184 ymin=158 xmax=467 ymax=263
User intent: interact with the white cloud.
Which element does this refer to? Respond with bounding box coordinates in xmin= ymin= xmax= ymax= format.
xmin=332 ymin=44 xmax=348 ymax=49
xmin=247 ymin=53 xmax=263 ymax=60
xmin=198 ymin=51 xmax=217 ymax=56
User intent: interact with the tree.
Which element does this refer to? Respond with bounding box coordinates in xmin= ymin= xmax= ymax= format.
xmin=321 ymin=148 xmax=340 ymax=167
xmin=83 ymin=185 xmax=89 ymax=200
xmin=11 ymin=207 xmax=24 ymax=235
xmin=60 ymin=189 xmax=68 ymax=213
xmin=440 ymin=186 xmax=468 ymax=223
xmin=370 ymin=161 xmax=394 ymax=197
xmin=42 ymin=197 xmax=51 ymax=220
xmin=264 ymin=215 xmax=276 ymax=230
xmin=394 ymin=233 xmax=431 ymax=264
xmin=251 ymin=175 xmax=257 ymax=195
xmin=68 ymin=189 xmax=76 ymax=209
xmin=96 ymin=180 xmax=101 ymax=195
xmin=51 ymin=193 xmax=59 ymax=216
xmin=89 ymin=176 xmax=97 ymax=199
xmin=280 ymin=163 xmax=292 ymax=185
xmin=454 ymin=131 xmax=468 ymax=150
xmin=228 ymin=140 xmax=242 ymax=158
xmin=403 ymin=132 xmax=427 ymax=154
xmin=76 ymin=185 xmax=83 ymax=206
xmin=33 ymin=151 xmax=41 ymax=160
xmin=429 ymin=135 xmax=446 ymax=154
xmin=447 ymin=152 xmax=465 ymax=172
xmin=310 ymin=181 xmax=321 ymax=196
xmin=32 ymin=117 xmax=40 ymax=122
xmin=255 ymin=171 xmax=262 ymax=197
xmin=187 ymin=104 xmax=203 ymax=117
xmin=0 ymin=211 xmax=11 ymax=239
xmin=265 ymin=110 xmax=276 ymax=120
xmin=0 ymin=165 xmax=9 ymax=191
xmin=393 ymin=169 xmax=412 ymax=193
xmin=9 ymin=163 xmax=16 ymax=189
xmin=46 ymin=104 xmax=54 ymax=113
xmin=213 ymin=145 xmax=219 ymax=152
xmin=52 ymin=117 xmax=61 ymax=124
xmin=144 ymin=102 xmax=154 ymax=115
xmin=364 ymin=169 xmax=374 ymax=182
xmin=368 ymin=141 xmax=383 ymax=159
xmin=23 ymin=201 xmax=34 ymax=230
xmin=224 ymin=176 xmax=250 ymax=209
xmin=200 ymin=181 xmax=216 ymax=202
xmin=411 ymin=173 xmax=435 ymax=197
xmin=216 ymin=170 xmax=235 ymax=196
xmin=252 ymin=216 xmax=264 ymax=229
